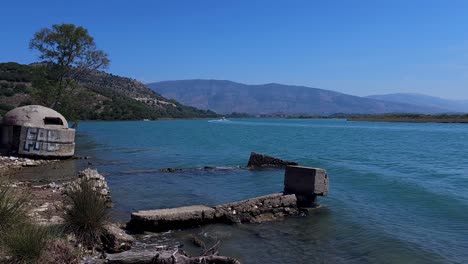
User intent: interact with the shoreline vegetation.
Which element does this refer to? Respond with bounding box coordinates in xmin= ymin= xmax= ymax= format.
xmin=0 ymin=162 xmax=241 ymax=263
xmin=282 ymin=113 xmax=468 ymax=123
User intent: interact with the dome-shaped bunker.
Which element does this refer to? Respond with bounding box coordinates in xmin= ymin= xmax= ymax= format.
xmin=3 ymin=105 xmax=69 ymax=128
xmin=0 ymin=105 xmax=75 ymax=158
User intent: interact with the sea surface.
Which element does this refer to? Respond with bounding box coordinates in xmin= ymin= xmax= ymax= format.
xmin=74 ymin=118 xmax=468 ymax=264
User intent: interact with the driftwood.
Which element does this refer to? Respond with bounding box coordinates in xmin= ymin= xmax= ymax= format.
xmin=106 ymin=247 xmax=240 ymax=264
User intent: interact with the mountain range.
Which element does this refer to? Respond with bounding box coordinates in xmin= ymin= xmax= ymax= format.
xmin=147 ymin=80 xmax=450 ymax=115
xmin=366 ymin=93 xmax=468 ymax=113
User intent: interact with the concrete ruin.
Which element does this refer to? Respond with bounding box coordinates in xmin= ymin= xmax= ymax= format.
xmin=127 ymin=193 xmax=300 ymax=233
xmin=0 ymin=105 xmax=75 ymax=158
xmin=247 ymin=152 xmax=298 ymax=168
xmin=127 ymin=165 xmax=329 ymax=233
xmin=284 ymin=165 xmax=329 ymax=207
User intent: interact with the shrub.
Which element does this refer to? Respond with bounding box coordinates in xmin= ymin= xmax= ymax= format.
xmin=1 ymin=222 xmax=53 ymax=263
xmin=64 ymin=180 xmax=109 ymax=247
xmin=0 ymin=183 xmax=28 ymax=233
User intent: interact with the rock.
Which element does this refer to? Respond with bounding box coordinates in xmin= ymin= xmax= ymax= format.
xmin=65 ymin=168 xmax=112 ymax=207
xmin=159 ymin=168 xmax=183 ymax=173
xmin=128 ymin=205 xmax=216 ymax=232
xmin=101 ymin=223 xmax=135 ymax=253
xmin=247 ymin=152 xmax=298 ymax=168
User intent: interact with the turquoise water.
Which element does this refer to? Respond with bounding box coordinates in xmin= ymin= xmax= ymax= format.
xmin=76 ymin=118 xmax=468 ymax=263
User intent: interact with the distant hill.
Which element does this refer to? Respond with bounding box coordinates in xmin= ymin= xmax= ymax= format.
xmin=147 ymin=79 xmax=446 ymax=115
xmin=366 ymin=93 xmax=468 ymax=113
xmin=0 ymin=62 xmax=217 ymax=119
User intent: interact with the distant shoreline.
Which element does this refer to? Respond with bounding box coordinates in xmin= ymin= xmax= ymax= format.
xmin=348 ymin=117 xmax=468 ymax=123
xmin=70 ymin=115 xmax=468 ymax=124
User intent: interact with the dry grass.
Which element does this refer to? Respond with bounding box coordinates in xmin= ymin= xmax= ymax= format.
xmin=0 ymin=182 xmax=28 ymax=232
xmin=64 ymin=179 xmax=109 ymax=247
xmin=1 ymin=222 xmax=53 ymax=263
xmin=36 ymin=239 xmax=79 ymax=264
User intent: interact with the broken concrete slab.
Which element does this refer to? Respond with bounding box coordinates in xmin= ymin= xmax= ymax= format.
xmin=127 ymin=194 xmax=302 ymax=233
xmin=128 ymin=205 xmax=216 ymax=232
xmin=214 ymin=193 xmax=299 ymax=224
xmin=247 ymin=152 xmax=298 ymax=168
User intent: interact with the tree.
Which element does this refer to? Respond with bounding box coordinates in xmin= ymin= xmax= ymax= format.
xmin=29 ymin=23 xmax=110 ymax=115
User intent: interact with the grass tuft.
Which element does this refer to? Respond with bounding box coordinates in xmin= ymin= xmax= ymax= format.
xmin=64 ymin=179 xmax=109 ymax=247
xmin=1 ymin=222 xmax=53 ymax=263
xmin=0 ymin=183 xmax=28 ymax=232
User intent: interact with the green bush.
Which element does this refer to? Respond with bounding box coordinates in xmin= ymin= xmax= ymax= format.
xmin=64 ymin=180 xmax=109 ymax=247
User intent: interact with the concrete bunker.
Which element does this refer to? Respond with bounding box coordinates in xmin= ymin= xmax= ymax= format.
xmin=0 ymin=105 xmax=75 ymax=158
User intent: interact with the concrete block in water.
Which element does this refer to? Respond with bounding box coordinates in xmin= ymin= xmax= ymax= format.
xmin=284 ymin=165 xmax=328 ymax=207
xmin=284 ymin=165 xmax=328 ymax=196
xmin=128 ymin=205 xmax=216 ymax=232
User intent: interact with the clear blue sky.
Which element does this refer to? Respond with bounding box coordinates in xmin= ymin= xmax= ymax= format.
xmin=1 ymin=0 xmax=468 ymax=99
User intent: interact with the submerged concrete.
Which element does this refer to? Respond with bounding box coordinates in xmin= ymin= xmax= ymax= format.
xmin=129 ymin=205 xmax=216 ymax=232
xmin=127 ymin=193 xmax=301 ymax=233
xmin=127 ymin=160 xmax=329 ymax=234
xmin=247 ymin=152 xmax=298 ymax=168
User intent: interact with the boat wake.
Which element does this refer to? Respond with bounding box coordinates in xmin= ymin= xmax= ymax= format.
xmin=209 ymin=117 xmax=231 ymax=123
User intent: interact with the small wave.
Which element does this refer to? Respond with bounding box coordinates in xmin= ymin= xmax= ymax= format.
xmin=120 ymin=166 xmax=244 ymax=175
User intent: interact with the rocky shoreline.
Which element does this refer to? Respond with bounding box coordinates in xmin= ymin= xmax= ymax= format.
xmin=0 ymin=152 xmax=328 ymax=263
xmin=0 ymin=155 xmax=58 ymax=176
xmin=0 ymin=160 xmax=241 ymax=263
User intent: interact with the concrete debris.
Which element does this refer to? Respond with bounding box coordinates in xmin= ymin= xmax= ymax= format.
xmin=127 ymin=193 xmax=301 ymax=233
xmin=247 ymin=152 xmax=298 ymax=168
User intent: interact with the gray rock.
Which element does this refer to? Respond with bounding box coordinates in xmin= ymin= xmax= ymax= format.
xmin=65 ymin=168 xmax=112 ymax=207
xmin=101 ymin=223 xmax=135 ymax=253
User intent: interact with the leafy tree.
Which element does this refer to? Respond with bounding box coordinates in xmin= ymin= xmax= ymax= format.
xmin=29 ymin=23 xmax=110 ymax=117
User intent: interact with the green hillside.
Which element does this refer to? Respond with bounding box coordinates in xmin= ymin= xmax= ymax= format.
xmin=0 ymin=62 xmax=217 ymax=119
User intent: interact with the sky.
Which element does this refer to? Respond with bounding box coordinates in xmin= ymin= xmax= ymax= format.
xmin=1 ymin=0 xmax=468 ymax=99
